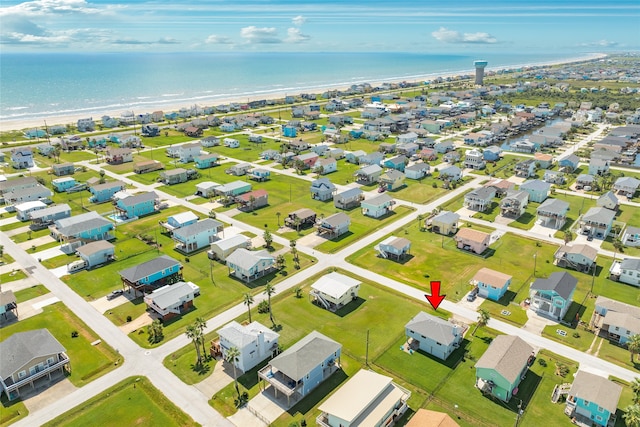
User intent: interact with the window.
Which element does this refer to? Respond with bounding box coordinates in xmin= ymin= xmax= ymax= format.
xmin=597 ymin=406 xmax=604 ymax=413
xmin=18 ymin=370 xmax=27 ymax=379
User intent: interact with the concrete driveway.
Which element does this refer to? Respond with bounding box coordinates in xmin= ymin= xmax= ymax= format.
xmin=521 ymin=308 xmax=557 ymax=335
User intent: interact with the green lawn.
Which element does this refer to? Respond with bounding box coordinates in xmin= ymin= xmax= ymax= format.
xmin=0 ymin=270 xmax=27 ymax=284
xmin=14 ymin=284 xmax=50 ymax=303
xmin=0 ymin=303 xmax=120 ymax=388
xmin=541 ymin=324 xmax=594 ymax=352
xmin=0 ymin=395 xmax=27 ymax=427
xmin=42 ymin=377 xmax=199 ymax=427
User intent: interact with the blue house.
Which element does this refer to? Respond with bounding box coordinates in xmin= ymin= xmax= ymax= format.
xmin=194 ymin=153 xmax=219 ymax=169
xmin=89 ymin=181 xmax=126 ymax=203
xmin=24 ymin=129 xmax=47 ymax=139
xmin=258 ymin=331 xmax=342 ymax=406
xmin=383 ymin=155 xmax=407 ymax=172
xmin=52 ymin=177 xmax=77 ymax=193
xmin=249 ymin=168 xmax=271 ymax=182
xmin=566 ymin=371 xmax=622 ymax=427
xmin=529 ymin=272 xmax=577 ymax=321
xmin=310 ymin=178 xmax=337 ymax=201
xmin=471 ymin=268 xmax=512 ymax=301
xmin=51 ymin=211 xmax=114 ymax=248
xmin=76 ymin=240 xmax=115 ymax=268
xmin=349 ymin=129 xmax=364 ymax=139
xmin=52 ymin=162 xmax=75 ymax=177
xmin=375 ymin=236 xmax=411 ymax=261
xmin=519 ymin=179 xmax=551 ymax=203
xmin=359 ymin=151 xmax=384 ymax=166
xmin=361 ymin=194 xmax=395 ymax=218
xmin=172 ymin=218 xmax=223 ymax=253
xmin=559 ymin=154 xmax=580 ymax=172
xmin=214 ymin=181 xmax=252 ymax=197
xmin=405 ymin=311 xmax=463 ymax=360
xmin=283 ymin=125 xmax=297 ymax=137
xmin=345 ymin=150 xmax=366 ymax=164
xmin=29 ymin=204 xmax=71 ymax=228
xmin=115 ymin=191 xmax=159 ymax=219
xmin=119 ymin=254 xmax=183 ymax=295
xmin=164 ymin=211 xmax=199 ymax=232
xmin=483 ymin=146 xmax=503 ymax=161
xmin=11 ymin=148 xmax=34 ymax=169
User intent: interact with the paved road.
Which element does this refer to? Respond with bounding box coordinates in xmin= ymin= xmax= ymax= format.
xmin=5 ymin=125 xmax=640 ymax=426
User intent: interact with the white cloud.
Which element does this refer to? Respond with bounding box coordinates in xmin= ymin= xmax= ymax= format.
xmin=285 ymin=27 xmax=310 ymax=43
xmin=292 ymin=15 xmax=306 ymax=26
xmin=432 ymin=27 xmax=497 ymax=44
xmin=581 ymin=39 xmax=619 ymax=47
xmin=0 ymin=0 xmax=110 ymax=17
xmin=240 ymin=26 xmax=281 ymax=44
xmin=205 ymin=34 xmax=232 ymax=44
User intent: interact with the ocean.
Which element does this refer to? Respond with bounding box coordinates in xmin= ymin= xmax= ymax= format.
xmin=0 ymin=51 xmax=577 ymax=123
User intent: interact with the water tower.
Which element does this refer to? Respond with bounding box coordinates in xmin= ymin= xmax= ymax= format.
xmin=474 ymin=60 xmax=488 ymax=85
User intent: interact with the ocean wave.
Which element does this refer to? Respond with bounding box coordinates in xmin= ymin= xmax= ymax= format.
xmin=6 ymin=106 xmax=29 ymax=111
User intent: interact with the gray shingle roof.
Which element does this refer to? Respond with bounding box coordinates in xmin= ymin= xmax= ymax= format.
xmin=28 ymin=204 xmax=71 ymax=220
xmin=0 ymin=329 xmax=66 ymax=379
xmin=405 ymin=311 xmax=459 ymax=346
xmin=218 ymin=320 xmax=279 ymax=349
xmin=530 ymin=272 xmax=577 ymax=300
xmin=582 ymin=207 xmax=615 ymax=224
xmin=269 ymin=331 xmax=341 ymax=381
xmin=173 ymin=218 xmax=222 ymax=238
xmin=569 ymin=371 xmax=622 ymax=414
xmin=226 ymin=249 xmax=273 ymax=270
xmin=56 ymin=212 xmax=113 ymax=237
xmin=118 ymin=255 xmax=181 ymax=282
xmin=76 ymin=240 xmax=115 ymax=257
xmin=335 ymin=188 xmax=363 ymax=200
xmin=363 ymin=193 xmax=393 ymax=206
xmin=119 ymin=191 xmax=158 ymax=207
xmin=520 ymin=179 xmax=550 ymax=192
xmin=620 ymin=258 xmax=640 ymax=271
xmin=537 ymin=198 xmax=569 ymax=214
xmin=323 ymin=212 xmax=350 ymax=227
xmin=475 ymin=335 xmax=533 ymax=384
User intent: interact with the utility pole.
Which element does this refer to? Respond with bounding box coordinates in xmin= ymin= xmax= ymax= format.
xmin=365 ymin=329 xmax=370 ymax=367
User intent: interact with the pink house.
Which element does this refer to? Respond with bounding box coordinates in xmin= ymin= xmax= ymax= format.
xmin=454 ymin=228 xmax=491 ymax=254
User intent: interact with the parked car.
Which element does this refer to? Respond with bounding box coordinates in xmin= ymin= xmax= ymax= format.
xmin=467 ymin=287 xmax=479 ymax=302
xmin=106 ymin=289 xmax=124 ymax=300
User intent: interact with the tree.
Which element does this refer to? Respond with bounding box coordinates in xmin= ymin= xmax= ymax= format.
xmin=290 ymin=239 xmax=299 ymax=263
xmin=631 ymin=378 xmax=640 ymax=404
xmin=293 ymin=286 xmax=302 ymax=298
xmin=225 ymin=346 xmax=241 ymax=396
xmin=0 ymin=245 xmax=4 ymax=259
xmin=185 ymin=324 xmax=203 ymax=365
xmin=563 ymin=230 xmax=574 ymax=244
xmin=53 ymin=145 xmax=61 ymax=163
xmin=99 ymin=169 xmax=106 ymax=184
xmin=293 ymin=216 xmax=302 ymax=233
xmin=263 ymin=229 xmax=273 ymax=249
xmin=623 ymin=404 xmax=640 ymax=427
xmin=628 ymin=334 xmax=640 ymax=363
xmin=264 ymin=283 xmax=276 ymax=326
xmin=276 ymin=254 xmax=286 ymax=270
xmin=248 ymin=195 xmax=256 ymax=212
xmin=243 ymin=293 xmax=254 ymax=323
xmin=195 ymin=317 xmax=207 ymax=357
xmin=613 ymin=238 xmax=624 ymax=254
xmin=147 ymin=319 xmax=164 ymax=344
xmin=472 ymin=308 xmax=490 ymax=336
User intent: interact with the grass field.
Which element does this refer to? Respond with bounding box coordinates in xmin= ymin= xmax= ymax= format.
xmin=13 ymin=284 xmax=50 ymax=303
xmin=41 ymin=377 xmax=199 ymax=427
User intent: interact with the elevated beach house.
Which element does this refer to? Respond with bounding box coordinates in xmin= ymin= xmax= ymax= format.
xmin=3 ymin=184 xmax=52 ymax=205
xmin=374 ymin=236 xmax=411 ymax=261
xmin=10 ymin=148 xmax=34 ymax=169
xmin=284 ymin=208 xmax=317 ymax=230
xmin=29 ymin=204 xmax=71 ymax=229
xmin=50 ymin=211 xmax=114 ymax=252
xmin=15 ymin=201 xmax=46 ymax=221
xmin=536 ymin=198 xmax=570 ymax=229
xmin=554 ymin=244 xmax=597 ymax=273
xmin=405 ymin=311 xmax=463 ymax=360
xmin=143 ymin=281 xmax=200 ymax=321
xmin=309 ymin=272 xmax=360 ymax=312
xmin=226 ymin=248 xmax=275 ymax=282
xmin=160 ymin=168 xmax=189 ymax=185
xmin=354 ymin=164 xmax=383 ymax=185
xmin=500 ymin=190 xmax=529 ymax=219
xmin=258 ymin=331 xmax=341 ymax=406
xmin=594 ymin=296 xmax=640 ymax=345
xmin=105 ymin=147 xmax=133 ymax=164
xmin=427 ymin=211 xmax=459 ymax=235
xmin=565 ymin=371 xmax=622 ymax=427
xmin=475 ymin=335 xmax=533 ymax=402
xmin=609 ymin=258 xmax=640 ymax=287
xmin=75 ymin=240 xmax=115 ymax=269
xmin=162 ymin=211 xmax=199 ymax=233
xmin=519 ymin=179 xmax=551 ymax=203
xmin=115 ymin=191 xmax=159 ymax=220
xmin=194 ymin=153 xmax=219 ymax=169
xmin=317 ymin=213 xmax=350 ymax=239
xmin=89 ymin=180 xmax=126 ymax=203
xmin=0 ymin=329 xmax=70 ymax=401
xmin=310 ymin=178 xmax=337 ymax=201
xmin=119 ymin=255 xmax=183 ymax=295
xmin=217 ymin=321 xmax=280 ymax=373
xmin=52 ymin=177 xmax=76 ymax=193
xmin=333 ymin=188 xmax=363 ymax=210
xmin=316 ymin=370 xmax=410 ymax=427
xmin=378 ymin=170 xmax=405 ymax=191
xmin=361 ymin=194 xmax=395 ymax=218
xmin=172 ymin=218 xmax=224 ymax=254
xmin=464 ymin=187 xmax=496 ymax=212
xmin=215 ymin=181 xmax=252 ymax=198
xmin=529 ymin=272 xmax=577 ymax=321
xmin=207 ymin=234 xmax=251 ymax=261
xmin=405 ymin=162 xmax=430 ymax=180
xmin=580 ymin=207 xmax=616 ymax=240
xmin=52 ymin=162 xmax=74 ymax=177
xmin=470 ymin=268 xmax=512 ymax=301
xmin=454 ymin=228 xmax=491 ymax=255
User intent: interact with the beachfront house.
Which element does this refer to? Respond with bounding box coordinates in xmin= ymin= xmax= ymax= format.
xmin=464 ymin=149 xmax=486 ymax=170
xmin=519 ymin=179 xmax=551 ymax=203
xmin=75 ymin=240 xmax=115 ymax=269
xmin=529 ymin=272 xmax=577 ymax=321
xmin=50 ymin=211 xmax=114 ymax=251
xmin=534 ymin=153 xmax=553 ymax=169
xmin=316 ymin=370 xmax=410 ymax=427
xmin=309 ymin=272 xmax=361 ymax=312
xmin=194 ymin=153 xmax=219 ymax=169
xmin=15 ymin=201 xmax=46 ymax=221
xmin=470 ymin=268 xmax=512 ymax=301
xmin=119 ymin=255 xmax=183 ymax=295
xmin=554 ymin=244 xmax=597 ymax=273
xmin=454 ymin=228 xmax=491 ymax=255
xmin=543 ymin=170 xmax=565 ymax=185
xmin=143 ymin=281 xmax=200 ymax=321
xmin=172 ymin=218 xmax=224 ymax=254
xmin=52 ymin=162 xmax=75 ymax=177
xmin=475 ymin=335 xmax=533 ymax=402
xmin=226 ymin=248 xmax=275 ymax=282
xmin=536 ymin=198 xmax=570 ymax=229
xmin=483 ymin=146 xmax=503 ymax=162
xmin=464 ymin=187 xmax=496 ymax=212
xmin=207 ymin=234 xmax=251 ymax=262
xmin=565 ymin=371 xmax=622 ymax=427
xmin=310 ymin=178 xmax=337 ymax=201
xmin=333 ymin=188 xmax=363 ymax=210
xmin=258 ymin=331 xmax=341 ymax=406
xmin=317 ymin=213 xmax=350 ymax=239
xmin=594 ymin=296 xmax=640 ymax=345
xmin=427 ymin=211 xmax=459 ymax=236
xmin=29 ymin=204 xmax=71 ymax=228
xmin=361 ymin=194 xmax=395 ymax=218
xmin=580 ymin=207 xmax=616 ymax=240
xmin=354 ymin=164 xmax=383 ymax=185
xmin=10 ymin=148 xmax=34 ymax=169
xmin=0 ymin=329 xmax=70 ymax=401
xmin=115 ymin=191 xmax=159 ymax=220
xmin=499 ymin=190 xmax=529 ymax=219
xmin=217 ymin=321 xmax=280 ymax=373
xmin=89 ymin=180 xmax=126 ymax=203
xmin=405 ymin=311 xmax=463 ymax=360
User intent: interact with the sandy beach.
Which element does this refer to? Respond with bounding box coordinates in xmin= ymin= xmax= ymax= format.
xmin=0 ymin=52 xmax=606 ymax=133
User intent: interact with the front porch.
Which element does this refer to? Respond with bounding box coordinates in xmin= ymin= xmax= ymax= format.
xmin=4 ymin=354 xmax=70 ymax=401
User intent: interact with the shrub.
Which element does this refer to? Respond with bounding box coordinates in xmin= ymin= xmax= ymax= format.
xmin=537 ymin=358 xmax=547 ymax=367
xmin=257 ymin=300 xmax=270 ymax=314
xmin=71 ymin=330 xmax=79 ymax=338
xmin=126 ymin=315 xmax=132 ymax=322
xmin=572 ymin=332 xmax=580 ymax=338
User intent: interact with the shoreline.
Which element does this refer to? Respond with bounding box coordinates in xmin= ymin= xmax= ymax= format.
xmin=0 ymin=52 xmax=606 ymax=133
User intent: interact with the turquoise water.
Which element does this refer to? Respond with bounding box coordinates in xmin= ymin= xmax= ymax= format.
xmin=1 ymin=52 xmax=572 ymax=122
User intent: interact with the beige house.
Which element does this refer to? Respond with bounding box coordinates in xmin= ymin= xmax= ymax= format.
xmin=454 ymin=228 xmax=491 ymax=254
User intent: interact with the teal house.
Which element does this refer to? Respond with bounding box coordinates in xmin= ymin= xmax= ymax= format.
xmin=119 ymin=255 xmax=183 ymax=295
xmin=475 ymin=335 xmax=533 ymax=402
xmin=195 ymin=153 xmax=219 ymax=169
xmin=115 ymin=191 xmax=159 ymax=219
xmin=471 ymin=268 xmax=512 ymax=301
xmin=566 ymin=371 xmax=622 ymax=427
xmin=52 ymin=177 xmax=76 ymax=193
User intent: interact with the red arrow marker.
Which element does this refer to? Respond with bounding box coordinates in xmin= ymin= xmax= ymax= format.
xmin=425 ymin=281 xmax=446 ymax=310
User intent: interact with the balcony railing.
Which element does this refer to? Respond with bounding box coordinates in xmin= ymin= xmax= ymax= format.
xmin=5 ymin=355 xmax=69 ymax=390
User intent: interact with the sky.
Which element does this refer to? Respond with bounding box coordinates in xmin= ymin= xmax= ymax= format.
xmin=1 ymin=0 xmax=639 ymax=53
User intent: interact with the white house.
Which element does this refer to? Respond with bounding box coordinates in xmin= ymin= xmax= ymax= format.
xmin=405 ymin=311 xmax=463 ymax=360
xmin=143 ymin=281 xmax=200 ymax=321
xmin=217 ymin=321 xmax=280 ymax=373
xmin=310 ymin=272 xmax=361 ymax=312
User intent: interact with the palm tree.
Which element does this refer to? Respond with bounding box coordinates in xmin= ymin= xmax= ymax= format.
xmin=631 ymin=378 xmax=640 ymax=404
xmin=472 ymin=308 xmax=491 ymax=336
xmin=264 ymin=283 xmax=276 ymax=326
xmin=243 ymin=293 xmax=254 ymax=323
xmin=195 ymin=317 xmax=207 ymax=357
xmin=263 ymin=229 xmax=273 ymax=249
xmin=225 ymin=346 xmax=241 ymax=396
xmin=147 ymin=319 xmax=164 ymax=344
xmin=563 ymin=230 xmax=574 ymax=244
xmin=623 ymin=404 xmax=640 ymax=427
xmin=185 ymin=324 xmax=203 ymax=365
xmin=628 ymin=334 xmax=640 ymax=363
